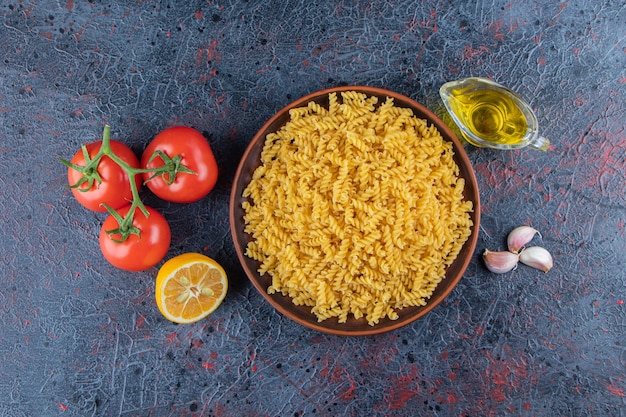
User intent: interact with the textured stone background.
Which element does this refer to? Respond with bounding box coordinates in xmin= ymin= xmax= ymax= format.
xmin=0 ymin=1 xmax=624 ymax=416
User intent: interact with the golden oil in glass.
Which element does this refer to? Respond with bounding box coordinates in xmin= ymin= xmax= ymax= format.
xmin=440 ymin=77 xmax=549 ymax=151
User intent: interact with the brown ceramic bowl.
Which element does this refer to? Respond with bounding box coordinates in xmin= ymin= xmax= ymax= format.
xmin=229 ymin=86 xmax=480 ymax=336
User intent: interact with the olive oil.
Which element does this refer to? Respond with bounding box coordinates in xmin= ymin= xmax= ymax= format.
xmin=440 ymin=77 xmax=550 ymax=151
xmin=446 ymin=89 xmax=528 ymax=145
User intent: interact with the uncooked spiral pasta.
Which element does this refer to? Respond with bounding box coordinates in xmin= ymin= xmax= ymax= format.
xmin=242 ymin=91 xmax=473 ymax=326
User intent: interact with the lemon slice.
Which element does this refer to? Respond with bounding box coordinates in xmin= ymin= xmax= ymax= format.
xmin=155 ymin=253 xmax=228 ymax=324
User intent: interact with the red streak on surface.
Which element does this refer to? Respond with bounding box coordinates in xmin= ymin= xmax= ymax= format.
xmin=340 ymin=373 xmax=356 ymax=401
xmin=196 ymin=49 xmax=204 ymax=66
xmin=315 ymin=354 xmax=360 ymax=404
xmin=196 ymin=40 xmax=221 ymax=67
xmin=483 ymin=347 xmax=532 ymax=402
xmin=24 ymin=4 xmax=34 ymax=18
xmin=312 ymin=40 xmax=335 ymax=57
xmin=446 ymin=391 xmax=458 ymax=404
xmin=489 ymin=20 xmax=504 ymax=41
xmin=66 ymin=0 xmax=74 ymax=11
xmin=607 ymin=383 xmax=625 ymax=397
xmin=429 ymin=9 xmax=438 ymax=33
xmin=135 ymin=314 xmax=145 ymax=330
xmin=206 ymin=39 xmax=220 ymax=62
xmin=473 ymin=162 xmax=497 ymax=188
xmin=165 ymin=331 xmax=178 ymax=344
xmin=574 ymin=95 xmax=587 ymax=106
xmin=385 ymin=364 xmax=420 ymax=410
xmin=463 ymin=45 xmax=489 ymax=60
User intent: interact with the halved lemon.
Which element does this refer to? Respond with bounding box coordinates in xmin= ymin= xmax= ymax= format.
xmin=155 ymin=253 xmax=228 ymax=324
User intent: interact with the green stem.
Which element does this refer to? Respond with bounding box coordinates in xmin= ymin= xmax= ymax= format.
xmin=98 ymin=125 xmax=150 ymax=219
xmin=62 ymin=124 xmax=195 ymax=242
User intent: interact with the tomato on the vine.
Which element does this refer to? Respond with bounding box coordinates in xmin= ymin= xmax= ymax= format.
xmin=141 ymin=126 xmax=218 ymax=203
xmin=99 ymin=204 xmax=171 ymax=272
xmin=67 ymin=140 xmax=141 ymax=212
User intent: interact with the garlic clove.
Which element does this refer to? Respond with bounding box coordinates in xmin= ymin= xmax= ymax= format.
xmin=507 ymin=226 xmax=541 ymax=254
xmin=483 ymin=249 xmax=519 ymax=274
xmin=519 ymin=246 xmax=553 ymax=273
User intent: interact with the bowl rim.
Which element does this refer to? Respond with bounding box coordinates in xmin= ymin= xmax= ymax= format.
xmin=229 ymin=85 xmax=480 ymax=336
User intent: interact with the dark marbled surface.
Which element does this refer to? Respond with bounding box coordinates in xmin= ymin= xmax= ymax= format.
xmin=1 ymin=1 xmax=624 ymax=416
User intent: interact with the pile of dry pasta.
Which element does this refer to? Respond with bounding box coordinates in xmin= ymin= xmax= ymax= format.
xmin=242 ymin=91 xmax=473 ymax=326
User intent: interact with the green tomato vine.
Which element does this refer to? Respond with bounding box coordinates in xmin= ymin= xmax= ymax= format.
xmin=61 ymin=125 xmax=195 ymax=242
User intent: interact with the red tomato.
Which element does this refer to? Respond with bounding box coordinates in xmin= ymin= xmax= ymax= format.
xmin=99 ymin=205 xmax=171 ymax=271
xmin=68 ymin=140 xmax=141 ymax=212
xmin=141 ymin=126 xmax=218 ymax=203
